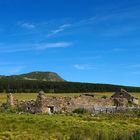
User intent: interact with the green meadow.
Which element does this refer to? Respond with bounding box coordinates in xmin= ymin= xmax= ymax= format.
xmin=0 ymin=93 xmax=140 ymax=140
xmin=0 ymin=111 xmax=140 ymax=140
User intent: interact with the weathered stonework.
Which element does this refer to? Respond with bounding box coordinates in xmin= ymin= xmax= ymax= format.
xmin=7 ymin=93 xmax=14 ymax=107
xmin=15 ymin=100 xmax=36 ymax=113
xmin=35 ymin=91 xmax=48 ymax=113
xmin=8 ymin=93 xmax=114 ymax=114
xmin=3 ymin=90 xmax=139 ymax=114
xmin=111 ymin=89 xmax=139 ymax=106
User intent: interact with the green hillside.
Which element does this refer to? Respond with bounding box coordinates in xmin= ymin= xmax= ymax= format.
xmin=0 ymin=71 xmax=140 ymax=93
xmin=0 ymin=71 xmax=65 ymax=82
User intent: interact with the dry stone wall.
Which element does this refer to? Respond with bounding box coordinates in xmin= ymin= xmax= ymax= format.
xmin=5 ymin=92 xmax=137 ymax=114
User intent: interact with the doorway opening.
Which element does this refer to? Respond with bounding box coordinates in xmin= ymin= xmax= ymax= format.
xmin=48 ymin=106 xmax=54 ymax=114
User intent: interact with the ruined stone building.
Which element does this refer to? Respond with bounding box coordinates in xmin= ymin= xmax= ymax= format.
xmin=4 ymin=89 xmax=139 ymax=114
xmin=5 ymin=92 xmax=113 ymax=114
xmin=111 ymin=88 xmax=139 ymax=106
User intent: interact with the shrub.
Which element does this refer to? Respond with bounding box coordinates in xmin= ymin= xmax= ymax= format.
xmin=72 ymin=108 xmax=90 ymax=114
xmin=101 ymin=95 xmax=107 ymax=99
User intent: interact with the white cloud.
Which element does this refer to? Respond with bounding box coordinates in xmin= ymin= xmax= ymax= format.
xmin=37 ymin=42 xmax=72 ymax=50
xmin=74 ymin=64 xmax=96 ymax=70
xmin=48 ymin=28 xmax=64 ymax=36
xmin=20 ymin=22 xmax=36 ymax=29
xmin=48 ymin=24 xmax=71 ymax=37
xmin=59 ymin=24 xmax=71 ymax=28
xmin=0 ymin=41 xmax=72 ymax=53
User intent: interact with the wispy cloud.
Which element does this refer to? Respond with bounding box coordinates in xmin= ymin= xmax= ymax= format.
xmin=59 ymin=24 xmax=71 ymax=28
xmin=46 ymin=10 xmax=137 ymax=35
xmin=20 ymin=22 xmax=36 ymax=29
xmin=37 ymin=42 xmax=72 ymax=50
xmin=73 ymin=64 xmax=96 ymax=70
xmin=74 ymin=7 xmax=139 ymax=27
xmin=0 ymin=41 xmax=72 ymax=53
xmin=48 ymin=24 xmax=71 ymax=37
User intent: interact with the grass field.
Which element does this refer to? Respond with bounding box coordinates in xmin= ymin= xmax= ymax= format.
xmin=0 ymin=92 xmax=140 ymax=140
xmin=0 ymin=112 xmax=140 ymax=140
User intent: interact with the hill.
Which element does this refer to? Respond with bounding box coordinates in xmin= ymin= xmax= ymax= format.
xmin=0 ymin=71 xmax=140 ymax=93
xmin=0 ymin=71 xmax=65 ymax=82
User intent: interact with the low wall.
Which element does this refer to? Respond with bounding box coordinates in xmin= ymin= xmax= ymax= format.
xmin=4 ymin=93 xmax=139 ymax=114
xmin=12 ymin=95 xmax=114 ymax=114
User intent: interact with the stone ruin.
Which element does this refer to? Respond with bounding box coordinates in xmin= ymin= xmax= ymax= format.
xmin=111 ymin=88 xmax=139 ymax=106
xmin=4 ymin=90 xmax=139 ymax=114
xmin=7 ymin=93 xmax=14 ymax=107
xmin=5 ymin=92 xmax=114 ymax=114
xmin=35 ymin=91 xmax=48 ymax=113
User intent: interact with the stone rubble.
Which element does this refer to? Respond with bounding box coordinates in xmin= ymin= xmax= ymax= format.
xmin=4 ymin=91 xmax=139 ymax=114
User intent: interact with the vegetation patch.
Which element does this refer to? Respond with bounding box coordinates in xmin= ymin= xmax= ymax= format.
xmin=73 ymin=108 xmax=90 ymax=114
xmin=0 ymin=112 xmax=139 ymax=140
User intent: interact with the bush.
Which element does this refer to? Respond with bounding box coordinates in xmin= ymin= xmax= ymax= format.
xmin=101 ymin=95 xmax=107 ymax=99
xmin=0 ymin=103 xmax=8 ymax=112
xmin=72 ymin=108 xmax=90 ymax=114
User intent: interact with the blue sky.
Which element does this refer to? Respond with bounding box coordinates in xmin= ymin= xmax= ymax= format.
xmin=0 ymin=0 xmax=140 ymax=86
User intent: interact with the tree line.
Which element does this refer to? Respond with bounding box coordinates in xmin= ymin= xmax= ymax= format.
xmin=0 ymin=78 xmax=140 ymax=93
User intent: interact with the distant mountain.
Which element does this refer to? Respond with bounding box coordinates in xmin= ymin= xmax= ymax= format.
xmin=0 ymin=71 xmax=140 ymax=93
xmin=0 ymin=71 xmax=65 ymax=82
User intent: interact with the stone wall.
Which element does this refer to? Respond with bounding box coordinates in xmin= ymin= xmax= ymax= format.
xmin=69 ymin=95 xmax=113 ymax=112
xmin=7 ymin=93 xmax=114 ymax=114
xmin=5 ymin=92 xmax=137 ymax=114
xmin=15 ymin=100 xmax=36 ymax=113
xmin=13 ymin=91 xmax=48 ymax=114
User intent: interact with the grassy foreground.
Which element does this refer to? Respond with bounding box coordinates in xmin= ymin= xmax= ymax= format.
xmin=0 ymin=112 xmax=140 ymax=140
xmin=0 ymin=93 xmax=140 ymax=140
